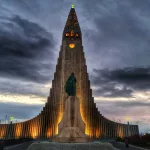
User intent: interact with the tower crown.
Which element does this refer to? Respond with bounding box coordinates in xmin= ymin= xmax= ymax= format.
xmin=63 ymin=5 xmax=81 ymax=41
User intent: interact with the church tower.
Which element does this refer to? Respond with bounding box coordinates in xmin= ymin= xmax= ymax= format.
xmin=0 ymin=5 xmax=139 ymax=140
xmin=46 ymin=4 xmax=93 ymax=136
xmin=48 ymin=5 xmax=95 ymax=136
xmin=40 ymin=5 xmax=139 ymax=138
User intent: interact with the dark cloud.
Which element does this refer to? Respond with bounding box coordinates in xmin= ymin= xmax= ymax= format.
xmin=91 ymin=67 xmax=150 ymax=97
xmin=80 ymin=0 xmax=150 ymax=69
xmin=93 ymin=84 xmax=133 ymax=97
xmin=92 ymin=68 xmax=150 ymax=85
xmin=0 ymin=15 xmax=55 ymax=83
xmin=116 ymin=101 xmax=150 ymax=108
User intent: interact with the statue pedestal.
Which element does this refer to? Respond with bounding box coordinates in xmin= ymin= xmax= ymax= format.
xmin=52 ymin=96 xmax=91 ymax=143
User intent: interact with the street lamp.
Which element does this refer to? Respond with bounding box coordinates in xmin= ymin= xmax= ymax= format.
xmin=125 ymin=116 xmax=131 ymax=137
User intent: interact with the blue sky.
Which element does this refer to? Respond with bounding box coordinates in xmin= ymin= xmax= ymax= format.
xmin=0 ymin=0 xmax=150 ymax=133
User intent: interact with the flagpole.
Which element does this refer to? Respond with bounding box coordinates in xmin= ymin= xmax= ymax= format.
xmin=5 ymin=115 xmax=7 ymax=124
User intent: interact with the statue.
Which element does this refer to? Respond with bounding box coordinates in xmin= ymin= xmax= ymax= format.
xmin=52 ymin=72 xmax=90 ymax=143
xmin=64 ymin=72 xmax=76 ymax=96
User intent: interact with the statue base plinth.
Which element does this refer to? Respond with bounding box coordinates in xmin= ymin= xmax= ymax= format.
xmin=52 ymin=137 xmax=92 ymax=143
xmin=52 ymin=96 xmax=91 ymax=143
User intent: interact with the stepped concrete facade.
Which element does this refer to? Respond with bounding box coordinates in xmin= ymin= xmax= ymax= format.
xmin=0 ymin=6 xmax=139 ymax=140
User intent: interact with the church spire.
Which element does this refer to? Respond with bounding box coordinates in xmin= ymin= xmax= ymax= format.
xmin=63 ymin=4 xmax=81 ymax=41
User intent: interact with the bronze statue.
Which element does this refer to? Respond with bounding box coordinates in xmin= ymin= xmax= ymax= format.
xmin=64 ymin=72 xmax=76 ymax=96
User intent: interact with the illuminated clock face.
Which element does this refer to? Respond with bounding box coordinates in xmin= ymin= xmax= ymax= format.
xmin=69 ymin=43 xmax=75 ymax=48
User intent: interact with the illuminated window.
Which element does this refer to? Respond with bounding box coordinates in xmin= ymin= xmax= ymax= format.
xmin=69 ymin=43 xmax=75 ymax=48
xmin=75 ymin=33 xmax=79 ymax=37
xmin=66 ymin=33 xmax=69 ymax=37
xmin=71 ymin=30 xmax=74 ymax=36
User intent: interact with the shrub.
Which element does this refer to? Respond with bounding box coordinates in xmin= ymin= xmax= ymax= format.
xmin=116 ymin=137 xmax=123 ymax=142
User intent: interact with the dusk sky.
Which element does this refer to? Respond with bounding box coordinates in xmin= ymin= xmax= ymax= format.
xmin=0 ymin=0 xmax=150 ymax=133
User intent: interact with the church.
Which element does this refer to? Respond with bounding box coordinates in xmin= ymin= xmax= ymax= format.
xmin=0 ymin=5 xmax=139 ymax=140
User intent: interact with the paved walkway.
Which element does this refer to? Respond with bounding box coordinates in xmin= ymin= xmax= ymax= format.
xmin=4 ymin=141 xmax=118 ymax=150
xmin=4 ymin=141 xmax=33 ymax=150
xmin=110 ymin=141 xmax=149 ymax=150
xmin=3 ymin=141 xmax=149 ymax=150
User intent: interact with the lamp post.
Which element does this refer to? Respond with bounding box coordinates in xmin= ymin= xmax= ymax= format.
xmin=5 ymin=115 xmax=7 ymax=124
xmin=127 ymin=121 xmax=131 ymax=137
xmin=125 ymin=116 xmax=131 ymax=137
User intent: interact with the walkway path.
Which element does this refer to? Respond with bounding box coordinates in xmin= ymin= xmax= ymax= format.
xmin=3 ymin=141 xmax=149 ymax=150
xmin=4 ymin=141 xmax=33 ymax=150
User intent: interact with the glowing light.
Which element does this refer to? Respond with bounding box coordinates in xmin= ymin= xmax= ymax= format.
xmin=96 ymin=129 xmax=100 ymax=138
xmin=71 ymin=30 xmax=74 ymax=36
xmin=118 ymin=126 xmax=123 ymax=138
xmin=69 ymin=43 xmax=75 ymax=48
xmin=47 ymin=128 xmax=52 ymax=137
xmin=15 ymin=124 xmax=22 ymax=138
xmin=56 ymin=110 xmax=63 ymax=134
xmin=0 ymin=125 xmax=6 ymax=138
xmin=71 ymin=4 xmax=75 ymax=8
xmin=66 ymin=33 xmax=69 ymax=37
xmin=10 ymin=116 xmax=15 ymax=122
xmin=125 ymin=116 xmax=130 ymax=122
xmin=31 ymin=126 xmax=38 ymax=138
